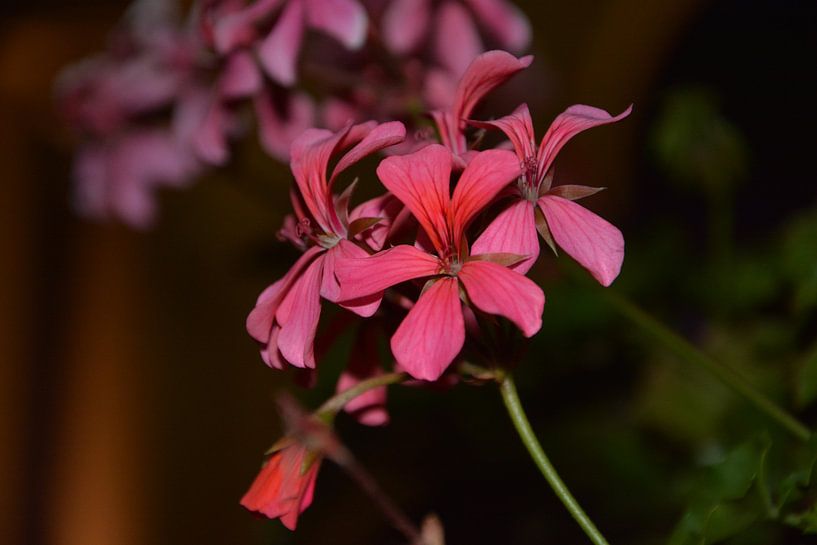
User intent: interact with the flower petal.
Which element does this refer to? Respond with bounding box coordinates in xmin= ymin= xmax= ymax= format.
xmin=471 ymin=199 xmax=538 ymax=273
xmin=305 ymin=0 xmax=367 ymax=49
xmin=434 ymin=2 xmax=484 ymax=78
xmin=537 ymin=104 xmax=632 ymax=179
xmin=246 ymin=246 xmax=323 ymax=342
xmin=257 ymin=0 xmax=305 ymax=87
xmin=458 ymin=260 xmax=544 ymax=337
xmin=335 ymin=244 xmax=440 ymax=301
xmin=538 ymin=195 xmax=624 ymax=286
xmin=276 ymin=254 xmax=325 ymax=368
xmin=391 ymin=278 xmax=464 ymax=381
xmin=451 ymin=50 xmax=532 ymax=122
xmin=332 ymin=121 xmax=407 ymax=182
xmin=255 ymin=91 xmax=316 ymax=162
xmin=375 ymin=144 xmax=453 ymax=254
xmin=220 ymin=50 xmax=263 ymax=99
xmin=464 ymin=0 xmax=531 ymax=52
xmin=349 ymin=193 xmax=403 ymax=251
xmin=327 ymin=241 xmax=383 ymax=316
xmin=469 ymin=103 xmax=535 ymax=162
xmin=450 ymin=148 xmax=520 ymax=244
xmin=382 ymin=0 xmax=431 ymax=54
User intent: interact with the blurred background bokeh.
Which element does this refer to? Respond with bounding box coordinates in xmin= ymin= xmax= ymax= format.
xmin=2 ymin=0 xmax=816 ymax=544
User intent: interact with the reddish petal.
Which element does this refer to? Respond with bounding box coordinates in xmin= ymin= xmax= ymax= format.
xmin=391 ymin=278 xmax=464 ymax=381
xmin=450 ymin=148 xmax=520 ymax=244
xmin=327 ymin=241 xmax=383 ymax=317
xmin=471 ymin=199 xmax=538 ymax=273
xmin=375 ymin=144 xmax=453 ymax=254
xmin=451 ymin=50 xmax=532 ymax=122
xmin=305 ymin=0 xmax=368 ymax=49
xmin=332 ymin=121 xmax=407 ymax=182
xmin=349 ymin=193 xmax=402 ymax=251
xmin=469 ymin=103 xmax=535 ymax=162
xmin=258 ymin=0 xmax=305 ymax=86
xmin=382 ymin=0 xmax=431 ymax=54
xmin=434 ymin=2 xmax=484 ymax=78
xmin=464 ymin=0 xmax=531 ymax=52
xmin=537 ymin=104 xmax=632 ymax=179
xmin=335 ymin=244 xmax=440 ymax=301
xmin=458 ymin=260 xmax=544 ymax=337
xmin=538 ymin=195 xmax=624 ymax=286
xmin=290 ymin=127 xmax=346 ymax=233
xmin=276 ymin=254 xmax=325 ymax=368
xmin=246 ymin=246 xmax=323 ymax=342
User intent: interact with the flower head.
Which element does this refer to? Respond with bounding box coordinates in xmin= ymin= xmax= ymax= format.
xmin=241 ymin=439 xmax=322 ymax=530
xmin=471 ymin=103 xmax=632 ymax=283
xmin=336 ymin=144 xmax=544 ymax=380
xmin=246 ymin=121 xmax=406 ymax=369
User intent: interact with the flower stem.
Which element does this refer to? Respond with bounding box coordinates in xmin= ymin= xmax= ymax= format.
xmin=603 ymin=290 xmax=811 ymax=443
xmin=317 ymin=372 xmax=408 ymax=417
xmin=498 ymin=373 xmax=611 ymax=545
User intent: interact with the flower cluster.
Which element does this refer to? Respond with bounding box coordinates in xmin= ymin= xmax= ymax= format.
xmin=57 ymin=0 xmax=531 ymax=228
xmin=242 ymin=49 xmax=631 ymax=528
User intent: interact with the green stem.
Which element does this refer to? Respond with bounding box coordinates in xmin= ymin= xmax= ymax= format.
xmin=499 ymin=374 xmax=611 ymax=545
xmin=603 ymin=290 xmax=811 ymax=443
xmin=317 ymin=372 xmax=408 ymax=417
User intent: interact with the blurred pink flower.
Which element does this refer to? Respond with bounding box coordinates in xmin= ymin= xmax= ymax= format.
xmin=471 ymin=103 xmax=632 ymax=284
xmin=246 ymin=121 xmax=406 ymax=369
xmin=72 ymin=130 xmax=200 ymax=229
xmin=382 ymin=0 xmax=530 ymax=78
xmin=335 ymin=323 xmax=389 ymax=426
xmin=335 ymin=144 xmax=544 ymax=380
xmin=212 ymin=0 xmax=368 ymax=86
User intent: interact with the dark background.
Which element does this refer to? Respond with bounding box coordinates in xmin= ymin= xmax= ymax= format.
xmin=2 ymin=1 xmax=816 ymax=544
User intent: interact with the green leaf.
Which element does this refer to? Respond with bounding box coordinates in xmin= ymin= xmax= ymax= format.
xmin=795 ymin=342 xmax=817 ymax=408
xmin=667 ymin=436 xmax=771 ymax=545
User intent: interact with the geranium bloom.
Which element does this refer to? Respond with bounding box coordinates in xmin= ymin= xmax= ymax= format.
xmin=241 ymin=439 xmax=321 ymax=529
xmin=335 ymin=144 xmax=544 ymax=381
xmin=471 ymin=103 xmax=632 ymax=283
xmin=382 ymin=0 xmax=530 ymax=80
xmin=212 ymin=0 xmax=368 ymax=86
xmin=429 ymin=50 xmax=532 ymax=165
xmin=246 ymin=121 xmax=406 ymax=369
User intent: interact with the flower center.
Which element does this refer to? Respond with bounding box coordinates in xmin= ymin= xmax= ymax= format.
xmin=519 ymin=156 xmax=540 ymax=202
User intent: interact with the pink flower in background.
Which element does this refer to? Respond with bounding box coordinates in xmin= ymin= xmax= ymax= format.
xmin=382 ymin=0 xmax=530 ymax=80
xmin=335 ymin=323 xmax=389 ymax=426
xmin=241 ymin=440 xmax=322 ymax=529
xmin=335 ymin=144 xmax=544 ymax=381
xmin=212 ymin=0 xmax=368 ymax=86
xmin=471 ymin=103 xmax=632 ymax=284
xmin=429 ymin=50 xmax=531 ymax=165
xmin=246 ymin=121 xmax=406 ymax=369
xmin=72 ymin=130 xmax=200 ymax=229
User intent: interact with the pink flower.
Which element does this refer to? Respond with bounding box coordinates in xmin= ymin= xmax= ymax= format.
xmin=335 ymin=322 xmax=389 ymax=426
xmin=470 ymin=103 xmax=632 ymax=284
xmin=241 ymin=440 xmax=321 ymax=529
xmin=73 ymin=129 xmax=200 ymax=229
xmin=246 ymin=121 xmax=406 ymax=369
xmin=335 ymin=144 xmax=544 ymax=381
xmin=429 ymin=50 xmax=532 ymax=165
xmin=382 ymin=0 xmax=531 ymax=78
xmin=213 ymin=0 xmax=368 ymax=87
